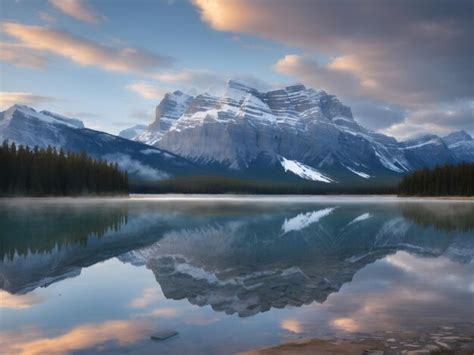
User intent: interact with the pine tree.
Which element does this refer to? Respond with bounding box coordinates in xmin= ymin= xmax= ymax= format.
xmin=0 ymin=141 xmax=129 ymax=196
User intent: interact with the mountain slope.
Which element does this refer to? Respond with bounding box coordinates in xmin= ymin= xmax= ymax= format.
xmin=118 ymin=124 xmax=147 ymax=140
xmin=442 ymin=130 xmax=474 ymax=162
xmin=0 ymin=105 xmax=198 ymax=180
xmin=135 ymin=80 xmax=470 ymax=183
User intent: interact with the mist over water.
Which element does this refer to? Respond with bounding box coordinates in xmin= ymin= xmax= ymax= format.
xmin=1 ymin=197 xmax=473 ymax=354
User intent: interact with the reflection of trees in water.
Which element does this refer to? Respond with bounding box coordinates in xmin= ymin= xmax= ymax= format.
xmin=0 ymin=206 xmax=128 ymax=260
xmin=400 ymin=203 xmax=474 ymax=232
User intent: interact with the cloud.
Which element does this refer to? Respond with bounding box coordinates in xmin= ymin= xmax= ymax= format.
xmin=0 ymin=92 xmax=59 ymax=109
xmin=154 ymin=70 xmax=274 ymax=95
xmin=103 ymin=153 xmax=170 ymax=180
xmin=38 ymin=11 xmax=56 ymax=24
xmin=408 ymin=101 xmax=474 ymax=131
xmin=63 ymin=111 xmax=101 ymax=119
xmin=126 ymin=82 xmax=168 ymax=100
xmin=274 ymin=54 xmax=362 ymax=98
xmin=351 ymin=100 xmax=407 ymax=131
xmin=1 ymin=22 xmax=173 ymax=74
xmin=193 ymin=0 xmax=474 ymax=134
xmin=129 ymin=109 xmax=153 ymax=120
xmin=154 ymin=69 xmax=225 ymax=91
xmin=0 ymin=42 xmax=49 ymax=69
xmin=383 ymin=101 xmax=474 ymax=139
xmin=49 ymin=0 xmax=105 ymax=24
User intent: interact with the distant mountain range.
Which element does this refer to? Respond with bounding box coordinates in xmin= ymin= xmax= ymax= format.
xmin=0 ymin=105 xmax=198 ymax=180
xmin=1 ymin=80 xmax=473 ymax=184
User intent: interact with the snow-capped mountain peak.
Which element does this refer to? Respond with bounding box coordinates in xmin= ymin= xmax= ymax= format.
xmin=0 ymin=105 xmax=84 ymax=129
xmin=443 ymin=130 xmax=472 ymax=146
xmin=130 ymin=80 xmax=473 ymax=182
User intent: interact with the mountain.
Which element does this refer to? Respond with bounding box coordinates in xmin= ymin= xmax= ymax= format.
xmin=2 ymin=81 xmax=472 ymax=185
xmin=0 ymin=105 xmax=198 ymax=180
xmin=134 ymin=80 xmax=472 ymax=183
xmin=118 ymin=124 xmax=147 ymax=140
xmin=442 ymin=130 xmax=474 ymax=162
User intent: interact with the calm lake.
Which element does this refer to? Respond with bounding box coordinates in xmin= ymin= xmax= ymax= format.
xmin=1 ymin=196 xmax=473 ymax=354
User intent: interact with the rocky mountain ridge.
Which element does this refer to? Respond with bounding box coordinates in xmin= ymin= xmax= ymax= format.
xmin=134 ymin=80 xmax=473 ymax=183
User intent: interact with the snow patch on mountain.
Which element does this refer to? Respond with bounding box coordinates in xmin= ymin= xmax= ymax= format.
xmin=279 ymin=156 xmax=334 ymax=183
xmin=345 ymin=166 xmax=371 ymax=179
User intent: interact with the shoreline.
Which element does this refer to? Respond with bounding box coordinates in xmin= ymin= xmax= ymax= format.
xmin=0 ymin=193 xmax=473 ymax=202
xmin=239 ymin=330 xmax=474 ymax=354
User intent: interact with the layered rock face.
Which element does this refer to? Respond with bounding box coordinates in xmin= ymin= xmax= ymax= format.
xmin=136 ymin=80 xmax=471 ymax=182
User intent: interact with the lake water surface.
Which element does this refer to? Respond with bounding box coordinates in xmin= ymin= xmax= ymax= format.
xmin=1 ymin=196 xmax=473 ymax=354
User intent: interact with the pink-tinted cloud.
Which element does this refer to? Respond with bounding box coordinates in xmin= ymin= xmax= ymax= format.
xmin=1 ymin=22 xmax=173 ymax=75
xmin=49 ymin=0 xmax=105 ymax=24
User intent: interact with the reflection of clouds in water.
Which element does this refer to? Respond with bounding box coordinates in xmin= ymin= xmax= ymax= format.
xmin=0 ymin=290 xmax=43 ymax=309
xmin=332 ymin=318 xmax=359 ymax=332
xmin=0 ymin=320 xmax=150 ymax=355
xmin=128 ymin=287 xmax=161 ymax=309
xmin=317 ymin=251 xmax=474 ymax=333
xmin=184 ymin=315 xmax=221 ymax=326
xmin=127 ymin=285 xmax=222 ymax=326
xmin=280 ymin=319 xmax=303 ymax=333
xmin=148 ymin=307 xmax=181 ymax=318
xmin=386 ymin=252 xmax=474 ymax=292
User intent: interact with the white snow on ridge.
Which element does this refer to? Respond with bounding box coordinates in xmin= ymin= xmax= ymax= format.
xmin=282 ymin=207 xmax=335 ymax=234
xmin=373 ymin=148 xmax=405 ymax=173
xmin=279 ymin=156 xmax=334 ymax=183
xmin=402 ymin=139 xmax=441 ymax=149
xmin=345 ymin=166 xmax=371 ymax=179
xmin=3 ymin=105 xmax=84 ymax=129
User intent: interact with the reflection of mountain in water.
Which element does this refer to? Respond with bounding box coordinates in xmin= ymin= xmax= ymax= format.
xmin=127 ymin=204 xmax=474 ymax=317
xmin=1 ymin=205 xmax=129 ymax=261
xmin=0 ymin=202 xmax=195 ymax=294
xmin=401 ymin=202 xmax=474 ymax=232
xmin=1 ymin=201 xmax=473 ymax=312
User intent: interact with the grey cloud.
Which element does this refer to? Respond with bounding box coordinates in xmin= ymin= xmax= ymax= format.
xmin=408 ymin=101 xmax=474 ymax=132
xmin=350 ymin=100 xmax=407 ymax=130
xmin=194 ymin=0 xmax=473 ymax=135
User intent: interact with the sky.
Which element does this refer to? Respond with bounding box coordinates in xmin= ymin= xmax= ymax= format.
xmin=0 ymin=0 xmax=472 ymax=139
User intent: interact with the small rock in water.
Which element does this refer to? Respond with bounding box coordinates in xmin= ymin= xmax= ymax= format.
xmin=386 ymin=338 xmax=396 ymax=342
xmin=151 ymin=329 xmax=178 ymax=341
xmin=363 ymin=350 xmax=384 ymax=355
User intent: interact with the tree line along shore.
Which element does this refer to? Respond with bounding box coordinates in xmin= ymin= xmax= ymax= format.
xmin=1 ymin=141 xmax=472 ymax=196
xmin=0 ymin=141 xmax=128 ymax=196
